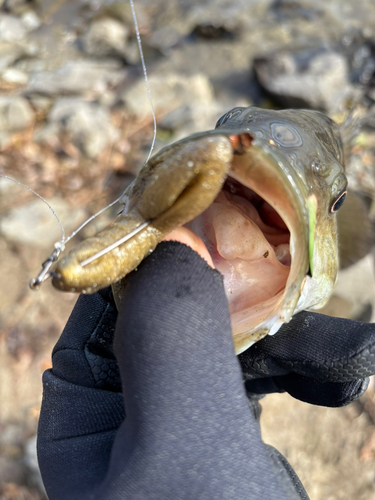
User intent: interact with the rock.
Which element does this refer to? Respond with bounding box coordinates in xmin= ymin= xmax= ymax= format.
xmin=0 ymin=14 xmax=27 ymax=42
xmin=187 ymin=0 xmax=251 ymax=38
xmin=0 ymin=237 xmax=24 ymax=311
xmin=20 ymin=10 xmax=41 ymax=31
xmin=157 ymin=105 xmax=192 ymax=132
xmin=81 ymin=18 xmax=129 ymax=58
xmin=192 ymin=22 xmax=236 ymax=41
xmin=0 ymin=41 xmax=37 ymax=72
xmin=254 ymin=47 xmax=355 ymax=112
xmin=121 ymin=38 xmax=142 ymax=65
xmin=45 ymin=97 xmax=119 ymax=157
xmin=145 ymin=26 xmax=183 ymax=54
xmin=346 ymin=36 xmax=375 ymax=87
xmin=0 ymin=176 xmax=23 ymax=195
xmin=0 ymin=197 xmax=87 ymax=247
xmin=0 ymin=423 xmax=24 ymax=450
xmin=157 ymin=100 xmax=249 ymax=143
xmin=328 ymin=253 xmax=375 ymax=322
xmin=14 ymin=56 xmax=45 ymax=73
xmin=1 ymin=67 xmax=28 ymax=84
xmin=33 ymin=122 xmax=60 ymax=148
xmin=26 ymin=59 xmax=125 ymax=96
xmin=81 ymin=1 xmax=150 ymax=33
xmin=1 ymin=0 xmax=39 ymax=16
xmin=363 ymin=105 xmax=375 ymax=129
xmin=121 ymin=72 xmax=214 ymax=118
xmin=27 ymin=95 xmax=53 ymax=113
xmin=0 ymin=423 xmax=26 ymax=484
xmin=269 ymin=0 xmax=323 ymax=21
xmin=0 ymin=96 xmax=34 ymax=132
xmin=0 ymin=132 xmax=12 ymax=150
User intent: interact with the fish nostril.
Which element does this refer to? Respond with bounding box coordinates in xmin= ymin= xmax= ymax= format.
xmin=311 ymin=159 xmax=328 ymax=176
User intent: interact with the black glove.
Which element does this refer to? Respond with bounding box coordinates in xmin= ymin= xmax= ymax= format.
xmin=37 ymin=242 xmax=375 ymax=500
xmin=239 ymin=309 xmax=373 ymax=407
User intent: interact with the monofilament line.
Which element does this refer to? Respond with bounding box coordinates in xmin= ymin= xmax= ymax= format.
xmin=130 ymin=0 xmax=157 ymax=163
xmin=65 ymin=0 xmax=157 ymax=243
xmin=62 ymin=0 xmax=157 ymax=247
xmin=12 ymin=0 xmax=157 ymax=288
xmin=63 ymin=196 xmax=122 ymax=245
xmin=0 ymin=174 xmax=66 ymax=244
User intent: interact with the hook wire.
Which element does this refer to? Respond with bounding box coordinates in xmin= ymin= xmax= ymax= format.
xmin=80 ymin=220 xmax=151 ymax=267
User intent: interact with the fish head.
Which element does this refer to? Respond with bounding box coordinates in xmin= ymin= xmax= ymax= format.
xmin=61 ymin=104 xmax=347 ymax=354
xmin=184 ymin=107 xmax=347 ymax=353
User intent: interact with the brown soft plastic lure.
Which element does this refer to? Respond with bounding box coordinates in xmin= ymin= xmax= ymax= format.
xmin=52 ymin=135 xmax=233 ymax=294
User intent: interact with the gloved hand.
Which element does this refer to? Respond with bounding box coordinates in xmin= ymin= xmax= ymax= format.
xmin=37 ymin=242 xmax=375 ymax=500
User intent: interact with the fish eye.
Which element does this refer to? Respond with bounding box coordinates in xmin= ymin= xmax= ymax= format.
xmin=216 ymin=112 xmax=230 ymax=128
xmin=215 ymin=108 xmax=244 ymax=128
xmin=271 ymin=123 xmax=303 ymax=147
xmin=330 ymin=190 xmax=347 ymax=213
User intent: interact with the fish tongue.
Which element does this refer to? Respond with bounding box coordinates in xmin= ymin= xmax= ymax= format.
xmin=201 ymin=193 xmax=290 ymax=314
xmin=205 ymin=190 xmax=273 ymax=262
xmin=210 ymin=201 xmax=273 ymax=261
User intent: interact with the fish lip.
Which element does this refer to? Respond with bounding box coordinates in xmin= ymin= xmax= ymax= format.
xmin=193 ymin=128 xmax=310 ymax=351
xmin=231 ymin=136 xmax=309 ymax=309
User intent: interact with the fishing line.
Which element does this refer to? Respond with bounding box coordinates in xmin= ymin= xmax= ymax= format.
xmin=130 ymin=0 xmax=157 ymax=163
xmin=3 ymin=0 xmax=157 ymax=287
xmin=67 ymin=0 xmax=157 ymax=264
xmin=66 ymin=0 xmax=157 ymax=264
xmin=66 ymin=0 xmax=159 ymax=241
xmin=64 ymin=0 xmax=157 ymax=242
xmin=0 ymin=174 xmax=66 ymax=244
xmin=63 ymin=196 xmax=122 ymax=245
xmin=64 ymin=0 xmax=157 ymax=241
xmin=0 ymin=173 xmax=67 ymax=288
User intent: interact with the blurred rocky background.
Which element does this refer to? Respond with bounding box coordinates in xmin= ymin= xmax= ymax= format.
xmin=0 ymin=0 xmax=375 ymax=498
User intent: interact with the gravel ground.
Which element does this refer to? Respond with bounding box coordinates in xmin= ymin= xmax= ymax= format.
xmin=0 ymin=0 xmax=375 ymax=498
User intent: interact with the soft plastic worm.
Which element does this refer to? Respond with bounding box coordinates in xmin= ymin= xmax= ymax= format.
xmin=52 ymin=135 xmax=233 ymax=293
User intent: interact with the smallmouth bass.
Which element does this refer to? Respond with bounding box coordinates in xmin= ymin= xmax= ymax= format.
xmin=51 ymin=107 xmax=348 ymax=354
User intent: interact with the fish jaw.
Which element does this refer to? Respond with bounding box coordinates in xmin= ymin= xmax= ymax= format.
xmin=295 ymin=197 xmax=339 ymax=313
xmin=109 ymin=129 xmax=310 ymax=355
xmin=208 ymin=107 xmax=346 ymax=353
xmin=180 ymin=124 xmax=341 ymax=354
xmin=214 ymin=139 xmax=310 ymax=354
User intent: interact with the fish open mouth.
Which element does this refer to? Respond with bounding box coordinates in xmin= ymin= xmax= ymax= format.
xmin=186 ymin=174 xmax=291 ymax=322
xmin=186 ymin=180 xmax=292 ymax=342
xmin=182 ymin=132 xmax=309 ymax=351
